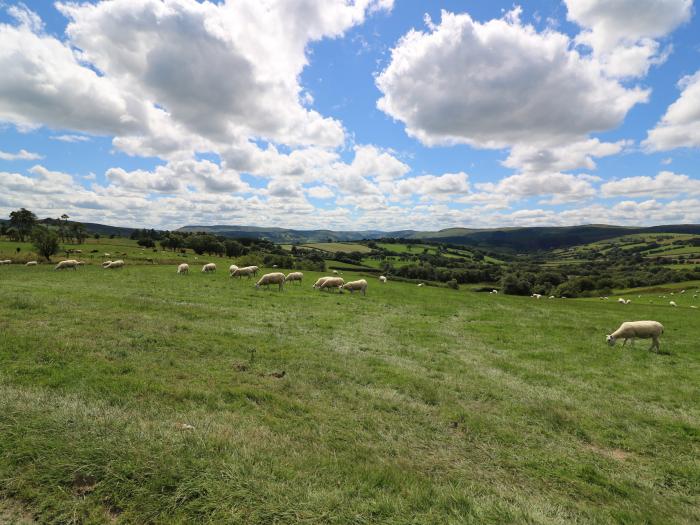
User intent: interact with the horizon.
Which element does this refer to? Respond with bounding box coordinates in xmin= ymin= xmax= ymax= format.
xmin=1 ymin=1 xmax=699 ymax=230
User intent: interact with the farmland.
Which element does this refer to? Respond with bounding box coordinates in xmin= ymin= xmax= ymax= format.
xmin=1 ymin=263 xmax=699 ymax=523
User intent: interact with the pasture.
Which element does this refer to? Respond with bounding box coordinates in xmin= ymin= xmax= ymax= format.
xmin=0 ymin=264 xmax=698 ymax=523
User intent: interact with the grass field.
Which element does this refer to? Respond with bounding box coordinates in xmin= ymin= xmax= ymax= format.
xmin=1 ymin=266 xmax=699 ymax=523
xmin=298 ymin=243 xmax=372 ymax=254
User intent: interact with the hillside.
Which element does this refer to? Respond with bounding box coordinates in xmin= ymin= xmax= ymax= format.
xmin=178 ymin=223 xmax=700 ymax=251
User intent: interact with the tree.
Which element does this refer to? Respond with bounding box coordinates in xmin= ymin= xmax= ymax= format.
xmin=31 ymin=226 xmax=60 ymax=261
xmin=9 ymin=208 xmax=37 ymax=241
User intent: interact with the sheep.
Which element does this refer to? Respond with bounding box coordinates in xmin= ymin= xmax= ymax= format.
xmin=312 ymin=277 xmax=330 ymax=289
xmin=340 ymin=279 xmax=367 ymax=296
xmin=228 ymin=264 xmax=239 ymax=277
xmin=284 ymin=271 xmax=303 ymax=284
xmin=201 ymin=263 xmax=217 ymax=273
xmin=0 ymin=260 xmax=11 ymax=265
xmin=55 ymin=259 xmax=79 ymax=271
xmin=103 ymin=253 xmax=111 ymax=258
xmin=691 ymin=306 xmax=698 ymax=309
xmin=177 ymin=263 xmax=189 ymax=275
xmin=669 ymin=301 xmax=677 ymax=307
xmin=606 ymin=321 xmax=664 ymax=353
xmin=332 ymin=270 xmax=339 ymax=275
xmin=379 ymin=275 xmax=387 ymax=283
xmin=417 ymin=283 xmax=424 ymax=287
xmin=491 ymin=289 xmax=498 ymax=294
xmin=532 ymin=293 xmax=542 ymax=299
xmin=104 ymin=260 xmax=124 ymax=269
xmin=618 ymin=298 xmax=627 ymax=304
xmin=680 ymin=290 xmax=686 ymax=294
xmin=255 ymin=272 xmax=285 ymax=291
xmin=25 ymin=261 xmax=38 ymax=266
xmin=231 ymin=266 xmax=257 ymax=278
xmin=102 ymin=260 xmax=113 ymax=268
xmin=549 ymin=296 xmax=555 ymax=299
xmin=319 ymin=277 xmax=344 ymax=292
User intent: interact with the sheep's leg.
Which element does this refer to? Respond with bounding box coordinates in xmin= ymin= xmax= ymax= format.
xmin=649 ymin=337 xmax=659 ymax=353
xmin=622 ymin=338 xmax=628 ymax=347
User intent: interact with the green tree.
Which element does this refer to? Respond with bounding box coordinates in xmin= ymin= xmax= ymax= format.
xmin=9 ymin=208 xmax=38 ymax=241
xmin=31 ymin=226 xmax=60 ymax=261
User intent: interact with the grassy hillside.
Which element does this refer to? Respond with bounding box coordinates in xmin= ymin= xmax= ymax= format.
xmin=0 ymin=265 xmax=698 ymax=523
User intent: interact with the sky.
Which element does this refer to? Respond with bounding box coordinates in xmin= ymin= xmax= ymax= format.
xmin=0 ymin=0 xmax=699 ymax=231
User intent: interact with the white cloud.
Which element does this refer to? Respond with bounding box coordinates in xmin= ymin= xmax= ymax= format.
xmin=644 ymin=70 xmax=700 ymax=151
xmin=476 ymin=172 xmax=599 ymax=205
xmin=0 ymin=148 xmax=42 ymax=161
xmin=50 ymin=134 xmax=92 ymax=143
xmin=393 ymin=172 xmax=470 ymax=201
xmin=565 ymin=0 xmax=692 ymax=78
xmin=503 ymin=139 xmax=628 ymax=174
xmin=306 ymin=185 xmax=335 ymax=199
xmin=376 ymin=9 xmax=648 ymax=149
xmin=601 ymin=171 xmax=700 ymax=198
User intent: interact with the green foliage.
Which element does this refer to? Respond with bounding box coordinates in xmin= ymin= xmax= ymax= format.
xmin=30 ymin=226 xmax=60 ymax=261
xmin=9 ymin=208 xmax=37 ymax=242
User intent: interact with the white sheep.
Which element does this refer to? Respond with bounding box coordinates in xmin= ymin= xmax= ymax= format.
xmin=102 ymin=260 xmax=113 ymax=268
xmin=680 ymin=290 xmax=686 ymax=294
xmin=332 ymin=270 xmax=339 ymax=275
xmin=312 ymin=276 xmax=330 ymax=289
xmin=606 ymin=321 xmax=664 ymax=353
xmin=201 ymin=263 xmax=217 ymax=273
xmin=177 ymin=263 xmax=189 ymax=275
xmin=549 ymin=296 xmax=555 ymax=299
xmin=104 ymin=253 xmax=111 ymax=258
xmin=669 ymin=301 xmax=677 ymax=307
xmin=532 ymin=294 xmax=542 ymax=299
xmin=340 ymin=279 xmax=368 ymax=296
xmin=231 ymin=266 xmax=256 ymax=278
xmin=0 ymin=260 xmax=12 ymax=265
xmin=691 ymin=306 xmax=698 ymax=309
xmin=104 ymin=260 xmax=124 ymax=269
xmin=55 ymin=259 xmax=79 ymax=271
xmin=417 ymin=283 xmax=424 ymax=287
xmin=320 ymin=277 xmax=344 ymax=292
xmin=491 ymin=289 xmax=498 ymax=294
xmin=255 ymin=272 xmax=285 ymax=291
xmin=228 ymin=264 xmax=239 ymax=277
xmin=379 ymin=275 xmax=387 ymax=283
xmin=25 ymin=261 xmax=38 ymax=266
xmin=284 ymin=271 xmax=303 ymax=284
xmin=618 ymin=298 xmax=627 ymax=304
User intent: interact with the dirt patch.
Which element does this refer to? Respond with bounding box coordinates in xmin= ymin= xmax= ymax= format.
xmin=0 ymin=498 xmax=36 ymax=524
xmin=585 ymin=444 xmax=631 ymax=461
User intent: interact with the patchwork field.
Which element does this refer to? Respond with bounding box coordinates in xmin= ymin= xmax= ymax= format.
xmin=0 ymin=265 xmax=698 ymax=523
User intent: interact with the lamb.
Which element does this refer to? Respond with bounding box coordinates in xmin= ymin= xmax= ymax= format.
xmin=177 ymin=263 xmax=189 ymax=275
xmin=606 ymin=321 xmax=664 ymax=353
xmin=284 ymin=271 xmax=303 ymax=284
xmin=340 ymin=279 xmax=367 ymax=296
xmin=319 ymin=277 xmax=344 ymax=292
xmin=229 ymin=264 xmax=239 ymax=277
xmin=669 ymin=301 xmax=677 ymax=307
xmin=55 ymin=259 xmax=79 ymax=270
xmin=25 ymin=261 xmax=38 ymax=266
xmin=201 ymin=263 xmax=217 ymax=273
xmin=104 ymin=260 xmax=124 ymax=269
xmin=255 ymin=272 xmax=285 ymax=291
xmin=312 ymin=277 xmax=330 ymax=289
xmin=231 ymin=266 xmax=257 ymax=278
xmin=379 ymin=276 xmax=387 ymax=283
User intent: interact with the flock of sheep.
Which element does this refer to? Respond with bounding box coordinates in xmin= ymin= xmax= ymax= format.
xmin=6 ymin=256 xmax=695 ymax=352
xmin=174 ymin=262 xmax=373 ymax=295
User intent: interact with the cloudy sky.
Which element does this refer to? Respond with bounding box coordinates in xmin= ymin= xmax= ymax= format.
xmin=1 ymin=0 xmax=699 ymax=230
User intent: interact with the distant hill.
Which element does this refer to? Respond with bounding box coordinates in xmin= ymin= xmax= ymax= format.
xmin=178 ymin=223 xmax=700 ymax=251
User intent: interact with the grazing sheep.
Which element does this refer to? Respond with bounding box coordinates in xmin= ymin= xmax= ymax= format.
xmin=532 ymin=293 xmax=542 ymax=299
xmin=102 ymin=260 xmax=112 ymax=268
xmin=284 ymin=271 xmax=303 ymax=284
xmin=618 ymin=298 xmax=627 ymax=304
xmin=549 ymin=296 xmax=555 ymax=299
xmin=255 ymin=272 xmax=285 ymax=291
xmin=320 ymin=277 xmax=344 ymax=292
xmin=340 ymin=279 xmax=368 ymax=296
xmin=606 ymin=321 xmax=664 ymax=352
xmin=691 ymin=306 xmax=698 ymax=309
xmin=104 ymin=260 xmax=124 ymax=269
xmin=379 ymin=275 xmax=387 ymax=283
xmin=312 ymin=277 xmax=331 ymax=289
xmin=332 ymin=270 xmax=339 ymax=275
xmin=491 ymin=289 xmax=498 ymax=294
xmin=104 ymin=253 xmax=111 ymax=257
xmin=669 ymin=301 xmax=677 ymax=307
xmin=0 ymin=260 xmax=12 ymax=265
xmin=25 ymin=261 xmax=37 ymax=266
xmin=55 ymin=259 xmax=79 ymax=271
xmin=201 ymin=263 xmax=217 ymax=273
xmin=417 ymin=283 xmax=424 ymax=287
xmin=680 ymin=290 xmax=686 ymax=294
xmin=231 ymin=266 xmax=257 ymax=278
xmin=228 ymin=264 xmax=239 ymax=277
xmin=177 ymin=263 xmax=189 ymax=275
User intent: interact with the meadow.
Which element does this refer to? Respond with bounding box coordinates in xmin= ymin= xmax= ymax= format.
xmin=0 ymin=262 xmax=698 ymax=523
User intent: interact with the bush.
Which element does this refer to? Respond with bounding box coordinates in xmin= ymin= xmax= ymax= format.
xmin=31 ymin=226 xmax=60 ymax=261
xmin=446 ymin=279 xmax=459 ymax=290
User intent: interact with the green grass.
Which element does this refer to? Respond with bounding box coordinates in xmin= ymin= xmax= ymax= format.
xmin=299 ymin=242 xmax=372 ymax=254
xmin=0 ymin=266 xmax=699 ymax=523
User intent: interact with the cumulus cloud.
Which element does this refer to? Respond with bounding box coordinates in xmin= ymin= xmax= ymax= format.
xmin=503 ymin=139 xmax=629 ymax=174
xmin=0 ymin=148 xmax=42 ymax=161
xmin=476 ymin=172 xmax=599 ymax=205
xmin=601 ymin=171 xmax=700 ymax=198
xmin=376 ymin=8 xmax=648 ymax=149
xmin=393 ymin=172 xmax=470 ymax=201
xmin=565 ymin=0 xmax=692 ymax=77
xmin=644 ymin=70 xmax=700 ymax=151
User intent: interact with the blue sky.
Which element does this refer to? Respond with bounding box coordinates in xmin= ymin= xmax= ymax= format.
xmin=0 ymin=0 xmax=699 ymax=230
